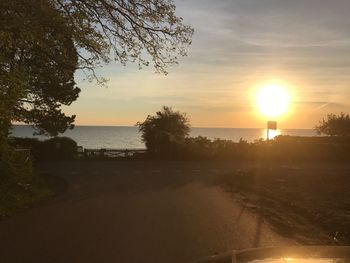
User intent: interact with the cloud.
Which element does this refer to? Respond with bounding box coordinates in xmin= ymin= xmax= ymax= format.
xmin=176 ymin=0 xmax=350 ymax=67
xmin=70 ymin=0 xmax=350 ymax=127
xmin=294 ymin=101 xmax=349 ymax=110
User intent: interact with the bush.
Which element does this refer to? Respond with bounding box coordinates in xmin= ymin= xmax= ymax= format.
xmin=180 ymin=136 xmax=213 ymax=159
xmin=136 ymin=106 xmax=190 ymax=156
xmin=0 ymin=141 xmax=60 ymax=218
xmin=267 ymin=135 xmax=350 ymax=161
xmin=41 ymin=137 xmax=77 ymax=160
xmin=150 ymin=135 xmax=350 ymax=162
xmin=9 ymin=137 xmax=42 ymax=159
xmin=165 ymin=136 xmax=256 ymax=161
xmin=315 ymin=112 xmax=350 ymax=136
xmin=10 ymin=137 xmax=77 ymax=161
xmin=0 ymin=142 xmax=33 ymax=187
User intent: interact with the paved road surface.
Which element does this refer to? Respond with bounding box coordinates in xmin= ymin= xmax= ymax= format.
xmin=0 ymin=161 xmax=296 ymax=263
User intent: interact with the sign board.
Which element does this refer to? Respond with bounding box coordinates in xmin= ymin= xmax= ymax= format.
xmin=267 ymin=121 xmax=277 ymax=130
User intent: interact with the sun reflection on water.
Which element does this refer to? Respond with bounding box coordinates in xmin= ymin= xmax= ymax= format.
xmin=261 ymin=129 xmax=281 ymax=140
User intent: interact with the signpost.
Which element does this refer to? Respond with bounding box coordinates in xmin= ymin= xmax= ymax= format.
xmin=267 ymin=121 xmax=277 ymax=140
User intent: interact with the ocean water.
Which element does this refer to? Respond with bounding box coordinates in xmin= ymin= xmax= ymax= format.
xmin=11 ymin=125 xmax=317 ymax=149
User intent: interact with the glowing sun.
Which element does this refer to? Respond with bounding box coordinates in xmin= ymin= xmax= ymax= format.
xmin=256 ymin=83 xmax=290 ymax=118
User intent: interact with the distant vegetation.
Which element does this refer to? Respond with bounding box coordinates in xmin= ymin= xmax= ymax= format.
xmin=315 ymin=112 xmax=350 ymax=136
xmin=5 ymin=110 xmax=350 ymax=163
xmin=10 ymin=137 xmax=77 ymax=161
xmin=135 ymin=108 xmax=350 ymax=161
xmin=155 ymin=135 xmax=350 ymax=162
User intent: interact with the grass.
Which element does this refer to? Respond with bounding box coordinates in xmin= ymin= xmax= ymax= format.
xmin=0 ymin=173 xmax=66 ymax=218
xmin=0 ymin=142 xmax=66 ymax=218
xmin=218 ymin=162 xmax=350 ymax=245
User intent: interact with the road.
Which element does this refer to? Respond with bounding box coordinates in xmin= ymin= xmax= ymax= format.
xmin=0 ymin=161 xmax=296 ymax=263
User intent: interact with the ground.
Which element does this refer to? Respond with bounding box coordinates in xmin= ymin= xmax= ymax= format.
xmin=218 ymin=162 xmax=350 ymax=245
xmin=0 ymin=172 xmax=65 ymax=218
xmin=0 ymin=161 xmax=297 ymax=263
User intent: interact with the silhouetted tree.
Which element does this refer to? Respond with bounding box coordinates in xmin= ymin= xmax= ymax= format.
xmin=136 ymin=106 xmax=190 ymax=155
xmin=53 ymin=0 xmax=194 ymax=80
xmin=1 ymin=0 xmax=80 ymax=136
xmin=315 ymin=113 xmax=350 ymax=136
xmin=1 ymin=0 xmax=193 ymax=137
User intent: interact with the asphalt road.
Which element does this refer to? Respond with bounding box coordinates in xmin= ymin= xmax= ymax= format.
xmin=0 ymin=161 xmax=296 ymax=263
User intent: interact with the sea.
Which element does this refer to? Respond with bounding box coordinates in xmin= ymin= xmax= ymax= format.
xmin=10 ymin=125 xmax=317 ymax=149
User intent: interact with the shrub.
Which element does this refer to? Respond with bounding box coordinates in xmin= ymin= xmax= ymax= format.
xmin=172 ymin=136 xmax=256 ymax=161
xmin=9 ymin=137 xmax=77 ymax=161
xmin=168 ymin=135 xmax=350 ymax=162
xmin=136 ymin=106 xmax=190 ymax=156
xmin=0 ymin=140 xmax=59 ymax=218
xmin=180 ymin=136 xmax=213 ymax=160
xmin=269 ymin=135 xmax=350 ymax=161
xmin=315 ymin=112 xmax=350 ymax=136
xmin=0 ymin=141 xmax=33 ymax=186
xmin=41 ymin=137 xmax=77 ymax=160
xmin=9 ymin=137 xmax=42 ymax=159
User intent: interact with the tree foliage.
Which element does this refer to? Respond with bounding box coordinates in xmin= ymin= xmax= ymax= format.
xmin=136 ymin=106 xmax=190 ymax=154
xmin=54 ymin=0 xmax=194 ymax=79
xmin=315 ymin=113 xmax=350 ymax=136
xmin=0 ymin=0 xmax=80 ymax=136
xmin=1 ymin=0 xmax=193 ymax=136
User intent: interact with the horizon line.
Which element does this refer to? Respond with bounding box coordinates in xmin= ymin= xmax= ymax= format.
xmin=13 ymin=124 xmax=314 ymax=130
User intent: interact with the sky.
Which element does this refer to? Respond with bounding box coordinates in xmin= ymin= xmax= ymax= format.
xmin=65 ymin=0 xmax=350 ymax=129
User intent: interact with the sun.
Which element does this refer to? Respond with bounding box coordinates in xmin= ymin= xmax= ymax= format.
xmin=256 ymin=83 xmax=290 ymax=118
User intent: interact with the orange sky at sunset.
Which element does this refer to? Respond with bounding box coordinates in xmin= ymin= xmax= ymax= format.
xmin=64 ymin=0 xmax=350 ymax=129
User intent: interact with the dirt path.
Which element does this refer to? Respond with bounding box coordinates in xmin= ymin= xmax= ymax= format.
xmin=0 ymin=161 xmax=296 ymax=263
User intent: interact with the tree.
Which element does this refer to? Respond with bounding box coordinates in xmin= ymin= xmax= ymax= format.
xmin=53 ymin=0 xmax=194 ymax=80
xmin=315 ymin=113 xmax=350 ymax=136
xmin=136 ymin=106 xmax=190 ymax=154
xmin=1 ymin=0 xmax=193 ymax=137
xmin=1 ymin=0 xmax=80 ymax=136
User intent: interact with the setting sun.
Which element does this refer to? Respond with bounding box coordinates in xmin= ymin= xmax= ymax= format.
xmin=256 ymin=83 xmax=290 ymax=118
